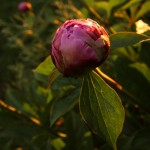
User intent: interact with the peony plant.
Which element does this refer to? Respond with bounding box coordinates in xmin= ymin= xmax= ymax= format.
xmin=49 ymin=18 xmax=125 ymax=150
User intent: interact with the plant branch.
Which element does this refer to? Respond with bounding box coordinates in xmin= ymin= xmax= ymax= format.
xmin=0 ymin=100 xmax=67 ymax=138
xmin=0 ymin=100 xmax=41 ymax=125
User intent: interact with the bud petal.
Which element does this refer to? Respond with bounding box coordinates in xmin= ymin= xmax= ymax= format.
xmin=50 ymin=19 xmax=110 ymax=76
xmin=18 ymin=2 xmax=32 ymax=12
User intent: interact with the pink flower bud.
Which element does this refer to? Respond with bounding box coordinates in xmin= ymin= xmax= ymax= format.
xmin=18 ymin=2 xmax=32 ymax=12
xmin=51 ymin=19 xmax=110 ymax=76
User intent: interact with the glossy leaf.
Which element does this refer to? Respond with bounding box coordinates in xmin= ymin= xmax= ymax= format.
xmin=33 ymin=56 xmax=55 ymax=76
xmin=79 ymin=71 xmax=125 ymax=149
xmin=110 ymin=32 xmax=150 ymax=48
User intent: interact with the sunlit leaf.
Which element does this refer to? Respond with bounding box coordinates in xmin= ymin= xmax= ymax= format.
xmin=33 ymin=56 xmax=55 ymax=76
xmin=80 ymin=71 xmax=125 ymax=149
xmin=51 ymin=138 xmax=65 ymax=150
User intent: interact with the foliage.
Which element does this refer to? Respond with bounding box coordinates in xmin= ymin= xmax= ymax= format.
xmin=0 ymin=0 xmax=150 ymax=150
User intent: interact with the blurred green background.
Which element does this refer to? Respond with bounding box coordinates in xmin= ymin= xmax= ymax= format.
xmin=0 ymin=0 xmax=150 ymax=150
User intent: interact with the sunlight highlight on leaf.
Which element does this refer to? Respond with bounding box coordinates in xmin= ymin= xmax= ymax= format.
xmin=33 ymin=56 xmax=55 ymax=76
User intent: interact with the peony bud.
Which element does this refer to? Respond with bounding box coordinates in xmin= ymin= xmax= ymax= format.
xmin=18 ymin=2 xmax=32 ymax=12
xmin=50 ymin=19 xmax=110 ymax=76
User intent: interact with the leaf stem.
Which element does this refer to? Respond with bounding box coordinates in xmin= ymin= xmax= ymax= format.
xmin=94 ymin=68 xmax=150 ymax=113
xmin=95 ymin=68 xmax=123 ymax=90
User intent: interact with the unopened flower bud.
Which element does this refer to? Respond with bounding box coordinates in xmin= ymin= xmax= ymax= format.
xmin=50 ymin=19 xmax=110 ymax=76
xmin=18 ymin=2 xmax=32 ymax=12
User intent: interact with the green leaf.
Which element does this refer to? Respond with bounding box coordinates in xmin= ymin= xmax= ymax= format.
xmin=33 ymin=56 xmax=55 ymax=76
xmin=48 ymin=68 xmax=61 ymax=87
xmin=109 ymin=0 xmax=126 ymax=9
xmin=64 ymin=111 xmax=94 ymax=150
xmin=94 ymin=1 xmax=109 ymax=10
xmin=83 ymin=0 xmax=94 ymax=7
xmin=94 ymin=1 xmax=111 ymax=20
xmin=108 ymin=0 xmax=127 ymax=17
xmin=130 ymin=62 xmax=150 ymax=83
xmin=121 ymin=0 xmax=143 ymax=10
xmin=51 ymin=138 xmax=65 ymax=150
xmin=135 ymin=1 xmax=150 ymax=20
xmin=50 ymin=89 xmax=79 ymax=126
xmin=110 ymin=32 xmax=150 ymax=49
xmin=79 ymin=71 xmax=125 ymax=149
